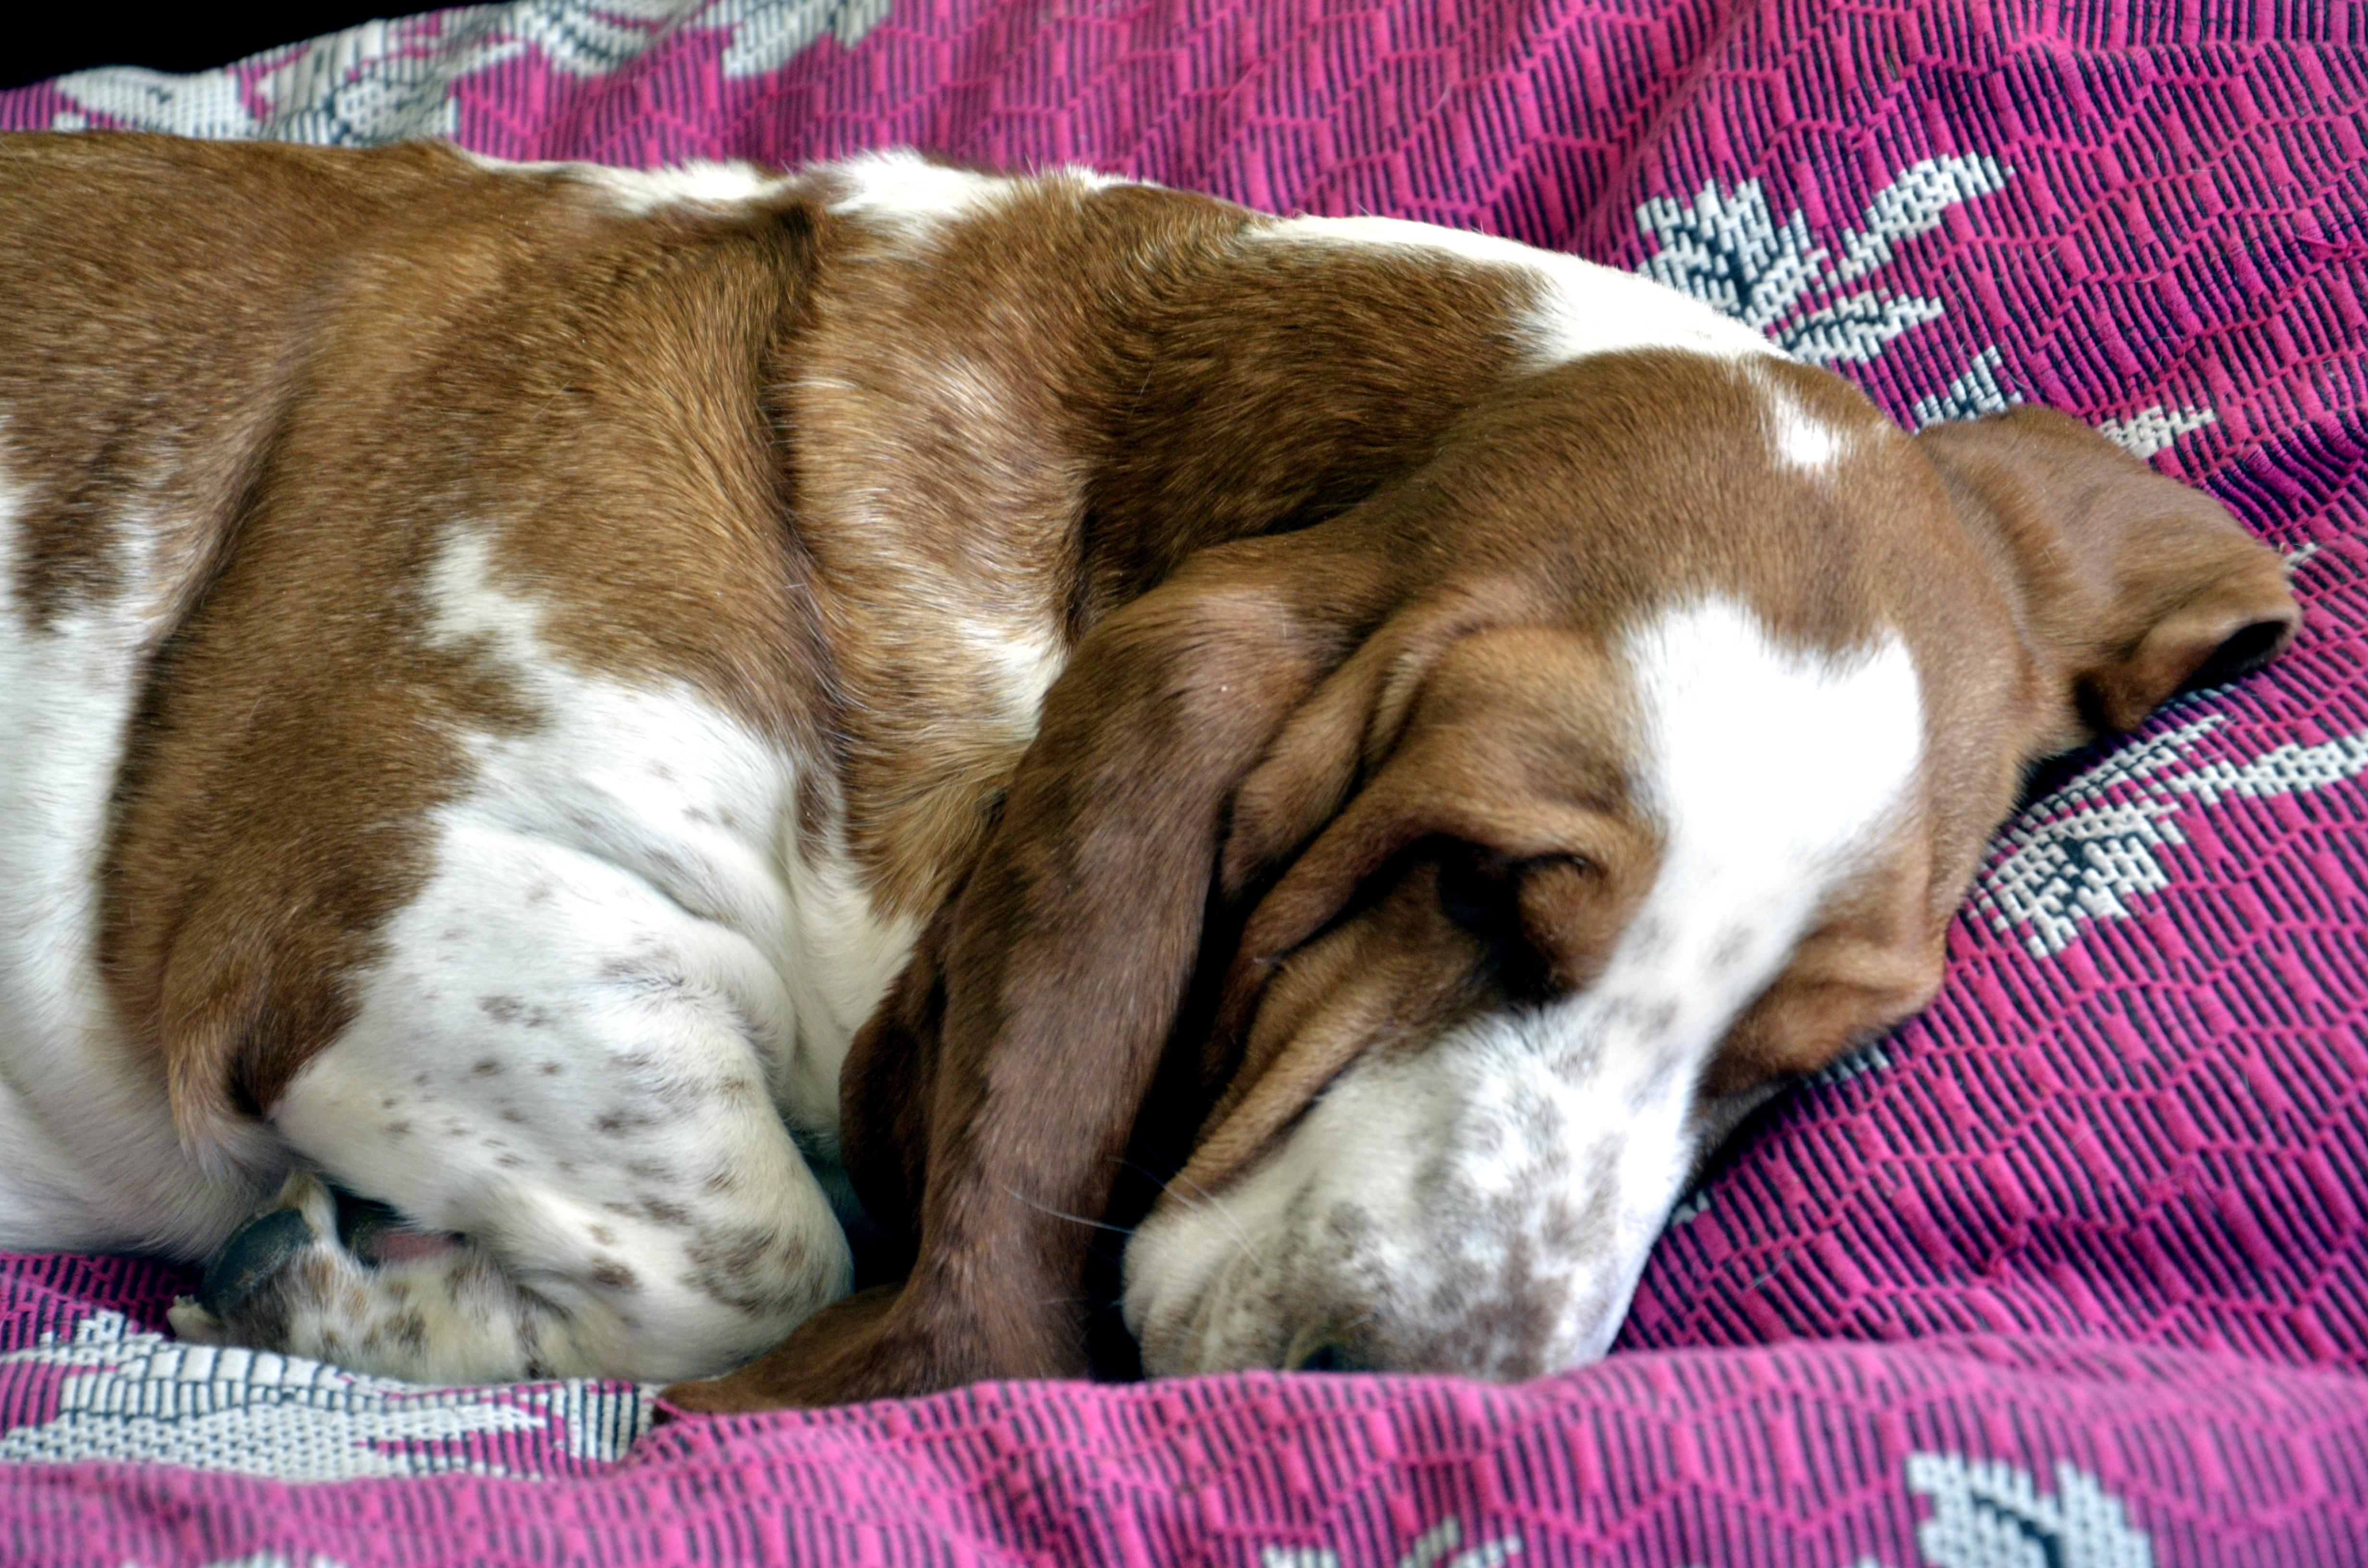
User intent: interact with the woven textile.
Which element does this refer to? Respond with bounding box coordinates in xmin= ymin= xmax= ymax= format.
xmin=3 ymin=2 xmax=2366 ymax=1562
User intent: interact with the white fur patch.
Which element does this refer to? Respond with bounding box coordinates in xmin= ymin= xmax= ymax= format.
xmin=1756 ymin=367 xmax=1846 ymax=472
xmin=1254 ymin=214 xmax=1781 ymax=368
xmin=960 ymin=613 xmax=1067 ymax=738
xmin=259 ymin=531 xmax=920 ymax=1381
xmin=451 ymin=148 xmax=794 ymax=216
xmin=1124 ymin=597 xmax=1923 ymax=1378
xmin=570 ymin=159 xmax=792 ymax=216
xmin=0 ymin=449 xmax=272 ymax=1256
xmin=428 ymin=528 xmax=920 ymax=1117
xmin=824 ymin=147 xmax=1114 ymax=249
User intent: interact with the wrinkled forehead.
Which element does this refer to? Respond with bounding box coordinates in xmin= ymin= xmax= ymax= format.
xmin=1184 ymin=593 xmax=1926 ymax=1188
xmin=1414 ymin=590 xmax=1924 ymax=860
xmin=1457 ymin=593 xmax=1925 ymax=1017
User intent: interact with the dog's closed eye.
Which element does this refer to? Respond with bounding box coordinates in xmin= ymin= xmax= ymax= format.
xmin=1433 ymin=841 xmax=1524 ymax=937
xmin=1435 ymin=844 xmax=1625 ymax=1001
xmin=1435 ymin=843 xmax=1553 ymax=996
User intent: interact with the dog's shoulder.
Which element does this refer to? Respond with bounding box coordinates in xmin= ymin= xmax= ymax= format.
xmin=0 ymin=135 xmax=858 ymax=1162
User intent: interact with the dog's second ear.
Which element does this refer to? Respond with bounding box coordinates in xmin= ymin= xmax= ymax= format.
xmin=661 ymin=526 xmax=1400 ymax=1411
xmin=1915 ymin=406 xmax=2300 ymax=742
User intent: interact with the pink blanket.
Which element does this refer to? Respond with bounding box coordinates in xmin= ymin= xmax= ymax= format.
xmin=5 ymin=2 xmax=2366 ymax=1562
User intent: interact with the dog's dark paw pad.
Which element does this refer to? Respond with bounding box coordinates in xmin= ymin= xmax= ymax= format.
xmin=197 ymin=1205 xmax=318 ymax=1317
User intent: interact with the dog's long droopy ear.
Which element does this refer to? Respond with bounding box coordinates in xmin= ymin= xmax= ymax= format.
xmin=1914 ymin=406 xmax=2300 ymax=741
xmin=663 ymin=528 xmax=1397 ymax=1411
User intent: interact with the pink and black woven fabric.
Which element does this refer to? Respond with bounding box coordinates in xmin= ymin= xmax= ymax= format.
xmin=3 ymin=2 xmax=2365 ymax=1563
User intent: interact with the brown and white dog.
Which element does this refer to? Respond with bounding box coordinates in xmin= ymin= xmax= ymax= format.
xmin=0 ymin=133 xmax=2297 ymax=1406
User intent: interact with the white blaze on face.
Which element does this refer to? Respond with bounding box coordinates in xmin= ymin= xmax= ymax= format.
xmin=1123 ymin=596 xmax=1924 ymax=1378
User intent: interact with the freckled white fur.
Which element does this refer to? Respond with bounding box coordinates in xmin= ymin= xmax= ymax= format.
xmin=1257 ymin=214 xmax=1782 ymax=368
xmin=0 ymin=451 xmax=271 ymax=1257
xmin=0 ymin=501 xmax=917 ymax=1383
xmin=1126 ymin=597 xmax=1923 ymax=1377
xmin=257 ymin=530 xmax=919 ymax=1381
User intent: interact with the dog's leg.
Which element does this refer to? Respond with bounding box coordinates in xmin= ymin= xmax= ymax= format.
xmin=168 ymin=1069 xmax=852 ymax=1387
xmin=169 ymin=1172 xmax=567 ymax=1382
xmin=170 ymin=1043 xmax=851 ymax=1387
xmin=165 ymin=839 xmax=863 ymax=1385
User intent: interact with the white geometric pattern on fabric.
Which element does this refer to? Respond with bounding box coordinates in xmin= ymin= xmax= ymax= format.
xmin=1260 ymin=1457 xmax=2151 ymax=1568
xmin=1901 ymin=1453 xmax=2154 ymax=1568
xmin=0 ymin=1311 xmax=650 ymax=1478
xmin=1633 ymin=156 xmax=2009 ymax=365
xmin=1637 ymin=164 xmax=2217 ymax=457
xmin=1907 ymin=345 xmax=2016 ymax=428
xmin=1257 ymin=1515 xmax=1522 ymax=1568
xmin=2096 ymin=403 xmax=2220 ymax=460
xmin=1664 ymin=1187 xmax=1713 ymax=1227
xmin=702 ymin=0 xmax=898 ymax=75
xmin=1976 ymin=716 xmax=2368 ymax=957
xmin=46 ymin=0 xmax=893 ymax=143
xmin=1810 ymin=1040 xmax=1892 ymax=1087
xmin=46 ymin=64 xmax=269 ymax=138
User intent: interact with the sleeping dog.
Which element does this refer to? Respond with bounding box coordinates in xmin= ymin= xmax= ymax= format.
xmin=0 ymin=134 xmax=2296 ymax=1405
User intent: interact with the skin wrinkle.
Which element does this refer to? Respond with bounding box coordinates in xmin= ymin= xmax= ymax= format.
xmin=694 ymin=335 xmax=2289 ymax=1399
xmin=1108 ymin=443 xmax=2292 ymax=1393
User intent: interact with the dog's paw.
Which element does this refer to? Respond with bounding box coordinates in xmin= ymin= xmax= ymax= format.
xmin=164 ymin=1297 xmax=227 ymax=1344
xmin=202 ymin=1169 xmax=340 ymax=1305
xmin=172 ymin=1171 xmax=345 ymax=1351
xmin=197 ymin=1205 xmax=321 ymax=1318
xmin=335 ymin=1191 xmax=461 ymax=1265
xmin=167 ymin=1171 xmax=519 ymax=1379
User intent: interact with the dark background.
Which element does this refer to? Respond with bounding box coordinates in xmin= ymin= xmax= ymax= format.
xmin=5 ymin=7 xmax=402 ymax=92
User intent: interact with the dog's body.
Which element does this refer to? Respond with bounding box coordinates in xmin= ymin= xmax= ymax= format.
xmin=0 ymin=134 xmax=2297 ymax=1400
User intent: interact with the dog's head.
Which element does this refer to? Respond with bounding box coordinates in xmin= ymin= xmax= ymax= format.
xmin=668 ymin=357 xmax=2296 ymax=1408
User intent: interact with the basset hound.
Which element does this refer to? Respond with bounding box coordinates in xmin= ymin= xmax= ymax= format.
xmin=0 ymin=134 xmax=2298 ymax=1405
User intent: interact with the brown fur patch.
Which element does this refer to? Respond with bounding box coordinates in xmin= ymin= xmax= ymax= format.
xmin=790 ymin=180 xmax=1539 ymax=917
